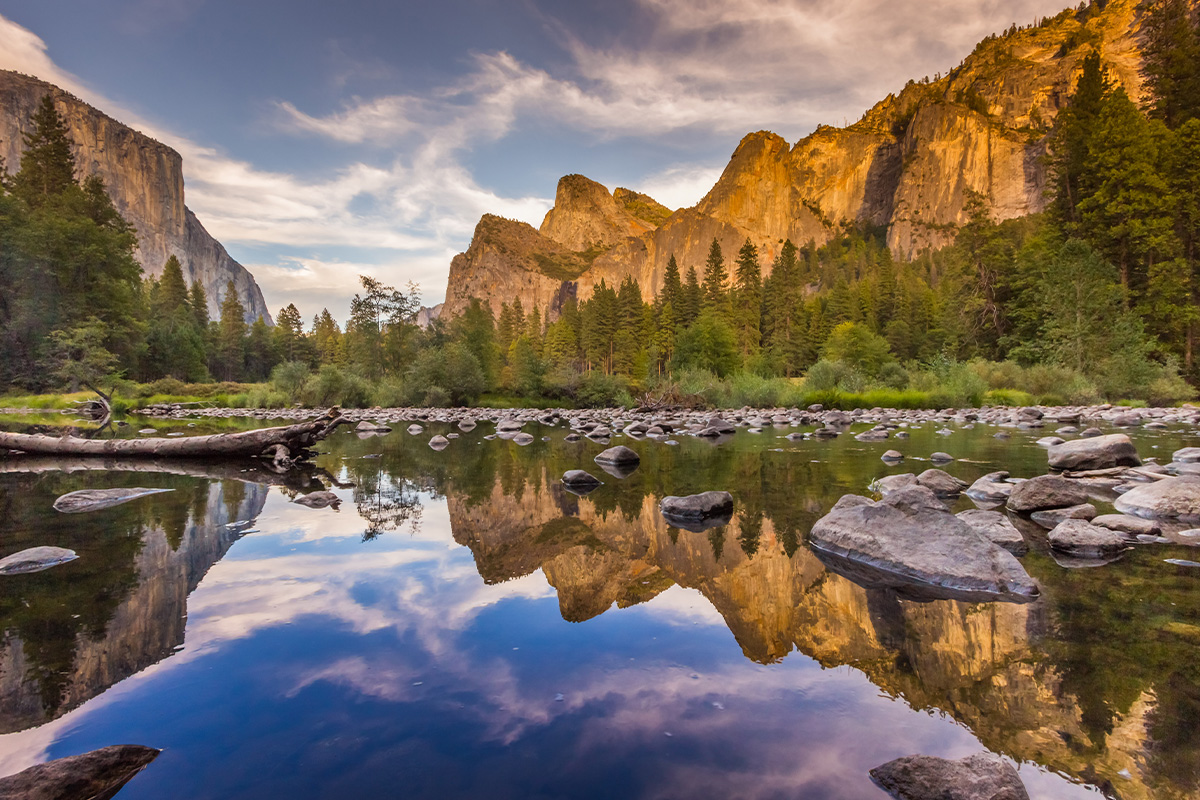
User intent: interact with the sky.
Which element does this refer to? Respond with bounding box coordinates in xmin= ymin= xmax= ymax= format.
xmin=0 ymin=0 xmax=1073 ymax=323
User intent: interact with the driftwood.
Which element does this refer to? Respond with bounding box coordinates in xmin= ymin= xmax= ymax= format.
xmin=0 ymin=409 xmax=349 ymax=467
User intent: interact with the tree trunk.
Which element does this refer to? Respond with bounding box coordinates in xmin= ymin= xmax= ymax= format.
xmin=0 ymin=410 xmax=349 ymax=463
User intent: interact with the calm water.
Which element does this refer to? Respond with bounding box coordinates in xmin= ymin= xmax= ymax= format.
xmin=1 ymin=417 xmax=1199 ymax=799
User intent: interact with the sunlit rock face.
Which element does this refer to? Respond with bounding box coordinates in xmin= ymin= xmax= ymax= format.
xmin=444 ymin=0 xmax=1148 ymax=317
xmin=0 ymin=70 xmax=271 ymax=324
xmin=0 ymin=481 xmax=267 ymax=733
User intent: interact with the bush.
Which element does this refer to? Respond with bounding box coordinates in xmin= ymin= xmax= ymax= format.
xmin=301 ymin=365 xmax=372 ymax=408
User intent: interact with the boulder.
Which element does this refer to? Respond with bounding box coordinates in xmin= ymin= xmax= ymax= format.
xmin=1048 ymin=519 xmax=1130 ymax=557
xmin=869 ymin=752 xmax=1029 ymax=800
xmin=1029 ymin=503 xmax=1096 ymax=529
xmin=292 ymin=491 xmax=340 ymax=509
xmin=1006 ymin=475 xmax=1089 ymax=513
xmin=0 ymin=744 xmax=160 ymax=800
xmin=660 ymin=491 xmax=734 ymax=521
xmin=810 ymin=486 xmax=1037 ymax=602
xmin=594 ymin=445 xmax=640 ymax=466
xmin=1114 ymin=475 xmax=1200 ymax=520
xmin=955 ymin=510 xmax=1026 ymax=555
xmin=53 ymin=487 xmax=173 ymax=514
xmin=1047 ymin=434 xmax=1141 ymax=471
xmin=0 ymin=546 xmax=78 ymax=576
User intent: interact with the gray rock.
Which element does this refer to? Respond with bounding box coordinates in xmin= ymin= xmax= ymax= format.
xmin=1030 ymin=503 xmax=1097 ymax=529
xmin=660 ymin=491 xmax=734 ymax=521
xmin=0 ymin=744 xmax=160 ymax=800
xmin=1006 ymin=475 xmax=1089 ymax=513
xmin=594 ymin=445 xmax=640 ymax=466
xmin=916 ymin=468 xmax=966 ymax=497
xmin=1047 ymin=434 xmax=1141 ymax=471
xmin=965 ymin=472 xmax=1014 ymax=503
xmin=429 ymin=435 xmax=450 ymax=450
xmin=955 ymin=510 xmax=1026 ymax=555
xmin=870 ymin=752 xmax=1029 ymax=800
xmin=810 ymin=486 xmax=1037 ymax=602
xmin=1091 ymin=514 xmax=1162 ymax=536
xmin=53 ymin=487 xmax=174 ymax=514
xmin=292 ymin=491 xmax=340 ymax=509
xmin=1114 ymin=476 xmax=1200 ymax=520
xmin=0 ymin=546 xmax=78 ymax=576
xmin=1048 ymin=519 xmax=1130 ymax=557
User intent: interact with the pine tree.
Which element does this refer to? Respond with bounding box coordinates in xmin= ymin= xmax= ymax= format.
xmin=214 ymin=280 xmax=247 ymax=381
xmin=13 ymin=95 xmax=76 ymax=206
xmin=732 ymin=238 xmax=762 ymax=358
xmin=701 ymin=238 xmax=731 ymax=321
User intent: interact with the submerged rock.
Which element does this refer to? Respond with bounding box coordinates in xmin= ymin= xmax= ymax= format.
xmin=1047 ymin=433 xmax=1141 ymax=471
xmin=810 ymin=486 xmax=1037 ymax=602
xmin=869 ymin=752 xmax=1029 ymax=800
xmin=955 ymin=509 xmax=1026 ymax=555
xmin=0 ymin=546 xmax=78 ymax=576
xmin=0 ymin=744 xmax=160 ymax=800
xmin=1006 ymin=475 xmax=1089 ymax=513
xmin=1114 ymin=476 xmax=1200 ymax=520
xmin=53 ymin=487 xmax=173 ymax=514
xmin=594 ymin=445 xmax=640 ymax=466
xmin=292 ymin=491 xmax=340 ymax=509
xmin=660 ymin=491 xmax=734 ymax=521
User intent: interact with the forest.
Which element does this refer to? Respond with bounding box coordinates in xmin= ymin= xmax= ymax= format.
xmin=1 ymin=0 xmax=1198 ymax=411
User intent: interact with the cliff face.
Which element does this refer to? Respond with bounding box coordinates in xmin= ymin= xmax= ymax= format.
xmin=444 ymin=0 xmax=1150 ymax=318
xmin=0 ymin=70 xmax=272 ymax=324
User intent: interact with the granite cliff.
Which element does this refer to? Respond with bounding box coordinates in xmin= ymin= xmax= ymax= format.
xmin=0 ymin=70 xmax=271 ymax=324
xmin=444 ymin=0 xmax=1152 ymax=321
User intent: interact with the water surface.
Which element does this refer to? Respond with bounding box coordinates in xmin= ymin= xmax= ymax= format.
xmin=1 ymin=418 xmax=1198 ymax=799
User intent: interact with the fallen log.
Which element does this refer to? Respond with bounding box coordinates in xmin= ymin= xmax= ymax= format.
xmin=0 ymin=409 xmax=349 ymax=465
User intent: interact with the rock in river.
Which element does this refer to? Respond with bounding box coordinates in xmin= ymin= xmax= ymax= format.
xmin=0 ymin=744 xmax=160 ymax=800
xmin=1114 ymin=475 xmax=1200 ymax=521
xmin=810 ymin=486 xmax=1038 ymax=602
xmin=594 ymin=445 xmax=640 ymax=466
xmin=0 ymin=546 xmax=78 ymax=576
xmin=53 ymin=487 xmax=173 ymax=514
xmin=661 ymin=491 xmax=734 ymax=521
xmin=1048 ymin=519 xmax=1130 ymax=558
xmin=1047 ymin=433 xmax=1141 ymax=471
xmin=293 ymin=491 xmax=340 ymax=509
xmin=869 ymin=752 xmax=1029 ymax=800
xmin=1006 ymin=475 xmax=1089 ymax=513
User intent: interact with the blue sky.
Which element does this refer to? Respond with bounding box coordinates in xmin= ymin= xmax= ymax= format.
xmin=0 ymin=0 xmax=1071 ymax=323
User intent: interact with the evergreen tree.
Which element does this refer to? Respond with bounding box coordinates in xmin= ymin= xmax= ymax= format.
xmin=701 ymin=238 xmax=731 ymax=321
xmin=214 ymin=280 xmax=247 ymax=381
xmin=12 ymin=95 xmax=76 ymax=206
xmin=732 ymin=238 xmax=762 ymax=358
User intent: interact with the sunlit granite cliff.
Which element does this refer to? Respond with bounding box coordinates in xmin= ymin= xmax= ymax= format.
xmin=444 ymin=0 xmax=1152 ymax=321
xmin=0 ymin=70 xmax=271 ymax=324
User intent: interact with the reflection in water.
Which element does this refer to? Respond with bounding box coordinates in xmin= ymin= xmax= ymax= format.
xmin=0 ymin=421 xmax=1197 ymax=799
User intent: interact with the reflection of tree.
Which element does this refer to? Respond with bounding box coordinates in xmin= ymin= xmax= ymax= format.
xmin=353 ymin=467 xmax=423 ymax=541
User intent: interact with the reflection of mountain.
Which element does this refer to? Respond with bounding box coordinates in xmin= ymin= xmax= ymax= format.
xmin=0 ymin=481 xmax=267 ymax=733
xmin=446 ymin=471 xmax=1177 ymax=800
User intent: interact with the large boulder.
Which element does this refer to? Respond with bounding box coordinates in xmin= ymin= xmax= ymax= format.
xmin=1006 ymin=475 xmax=1089 ymax=513
xmin=52 ymin=487 xmax=173 ymax=514
xmin=0 ymin=546 xmax=78 ymax=576
xmin=1114 ymin=475 xmax=1200 ymax=520
xmin=810 ymin=487 xmax=1037 ymax=602
xmin=869 ymin=752 xmax=1029 ymax=800
xmin=1048 ymin=434 xmax=1141 ymax=471
xmin=0 ymin=744 xmax=160 ymax=800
